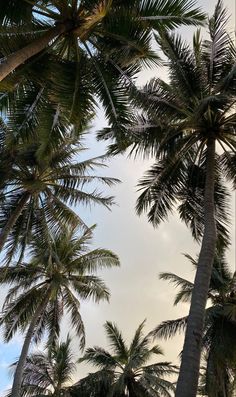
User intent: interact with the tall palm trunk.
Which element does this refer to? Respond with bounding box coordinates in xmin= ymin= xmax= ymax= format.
xmin=11 ymin=292 xmax=50 ymax=397
xmin=0 ymin=22 xmax=73 ymax=82
xmin=127 ymin=378 xmax=138 ymax=397
xmin=0 ymin=192 xmax=30 ymax=252
xmin=175 ymin=138 xmax=217 ymax=397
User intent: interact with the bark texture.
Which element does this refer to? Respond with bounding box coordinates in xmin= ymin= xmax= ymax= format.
xmin=175 ymin=138 xmax=217 ymax=397
xmin=0 ymin=23 xmax=71 ymax=81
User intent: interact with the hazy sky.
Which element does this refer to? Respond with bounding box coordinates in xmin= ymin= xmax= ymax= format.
xmin=0 ymin=0 xmax=235 ymax=393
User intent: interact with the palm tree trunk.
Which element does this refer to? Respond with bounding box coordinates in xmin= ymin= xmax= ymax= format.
xmin=11 ymin=293 xmax=50 ymax=397
xmin=0 ymin=192 xmax=30 ymax=252
xmin=127 ymin=379 xmax=138 ymax=397
xmin=54 ymin=383 xmax=63 ymax=397
xmin=0 ymin=22 xmax=73 ymax=82
xmin=175 ymin=138 xmax=217 ymax=397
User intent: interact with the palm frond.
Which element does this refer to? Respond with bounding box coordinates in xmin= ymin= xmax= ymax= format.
xmin=152 ymin=317 xmax=188 ymax=340
xmin=79 ymin=347 xmax=117 ymax=369
xmin=159 ymin=272 xmax=194 ymax=305
xmin=104 ymin=321 xmax=129 ymax=359
xmin=203 ymin=0 xmax=233 ymax=88
xmin=63 ymin=287 xmax=85 ymax=350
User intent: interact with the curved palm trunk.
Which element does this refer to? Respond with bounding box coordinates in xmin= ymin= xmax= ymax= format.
xmin=0 ymin=192 xmax=30 ymax=252
xmin=175 ymin=138 xmax=217 ymax=397
xmin=11 ymin=294 xmax=49 ymax=397
xmin=0 ymin=22 xmax=73 ymax=82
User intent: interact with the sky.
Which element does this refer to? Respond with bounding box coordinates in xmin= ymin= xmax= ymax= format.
xmin=0 ymin=0 xmax=236 ymax=394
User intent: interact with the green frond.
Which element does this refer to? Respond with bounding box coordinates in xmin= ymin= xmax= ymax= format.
xmin=104 ymin=321 xmax=129 ymax=359
xmin=98 ymin=3 xmax=236 ymax=254
xmin=0 ymin=123 xmax=118 ymax=255
xmin=178 ymin=159 xmax=231 ymax=245
xmin=72 ymin=369 xmax=114 ymax=397
xmin=128 ymin=324 xmax=159 ymax=368
xmin=79 ymin=347 xmax=117 ymax=369
xmin=129 ymin=320 xmax=146 ymax=356
xmin=0 ymin=286 xmax=46 ymax=342
xmin=52 ymin=335 xmax=76 ymax=385
xmin=152 ymin=317 xmax=188 ymax=340
xmin=62 ymin=287 xmax=86 ymax=349
xmin=183 ymin=253 xmax=197 ymax=267
xmin=71 ymin=249 xmax=120 ymax=273
xmin=136 ymin=155 xmax=186 ymax=226
xmin=138 ymin=0 xmax=205 ymax=29
xmin=159 ymin=272 xmax=193 ymax=289
xmin=220 ymin=151 xmax=236 ymax=188
xmin=44 ymin=298 xmax=63 ymax=349
xmin=156 ymin=30 xmax=203 ymax=103
xmin=0 ymin=224 xmax=117 ymax=372
xmin=0 ymin=0 xmax=205 ymax=135
xmin=0 ymin=0 xmax=33 ymax=25
xmin=203 ymin=0 xmax=234 ymax=88
xmin=18 ymin=335 xmax=76 ymax=396
xmin=159 ymin=272 xmax=194 ymax=305
xmin=77 ymin=317 xmax=176 ymax=396
xmin=71 ymin=275 xmax=110 ymax=303
xmin=142 ymin=361 xmax=178 ymax=377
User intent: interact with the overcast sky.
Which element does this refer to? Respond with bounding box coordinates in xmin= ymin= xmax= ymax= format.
xmin=0 ymin=0 xmax=235 ymax=393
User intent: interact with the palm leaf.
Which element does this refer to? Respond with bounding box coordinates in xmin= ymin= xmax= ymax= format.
xmin=152 ymin=317 xmax=188 ymax=340
xmin=104 ymin=321 xmax=129 ymax=359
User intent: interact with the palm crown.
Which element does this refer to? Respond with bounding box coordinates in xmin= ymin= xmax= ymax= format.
xmin=74 ymin=320 xmax=177 ymax=396
xmin=0 ymin=111 xmax=119 ymax=260
xmin=0 ymin=1 xmax=205 ymax=127
xmin=101 ymin=1 xmax=236 ymax=242
xmin=13 ymin=335 xmax=76 ymax=397
xmin=1 ymin=223 xmax=120 ymax=397
xmin=139 ymin=5 xmax=235 ymax=233
xmin=0 ymin=1 xmax=205 ymax=66
xmin=0 ymin=225 xmax=120 ymax=349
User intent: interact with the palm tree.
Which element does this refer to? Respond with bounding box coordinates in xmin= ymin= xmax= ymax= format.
xmin=0 ymin=225 xmax=120 ymax=397
xmin=100 ymin=2 xmax=236 ymax=395
xmin=0 ymin=113 xmax=118 ymax=260
xmin=73 ymin=320 xmax=177 ymax=397
xmin=0 ymin=0 xmax=205 ymax=81
xmin=153 ymin=250 xmax=236 ymax=397
xmin=0 ymin=1 xmax=205 ymax=132
xmin=12 ymin=335 xmax=76 ymax=397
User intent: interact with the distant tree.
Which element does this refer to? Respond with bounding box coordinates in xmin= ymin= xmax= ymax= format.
xmin=0 ymin=226 xmax=119 ymax=397
xmin=12 ymin=335 xmax=76 ymax=397
xmin=73 ymin=320 xmax=177 ymax=396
